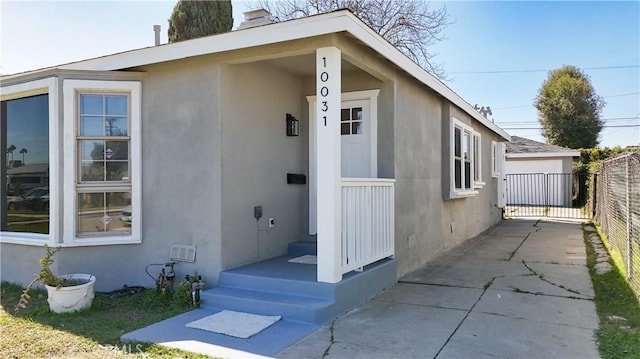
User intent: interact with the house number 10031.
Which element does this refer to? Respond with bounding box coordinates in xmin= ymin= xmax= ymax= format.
xmin=320 ymin=56 xmax=329 ymax=126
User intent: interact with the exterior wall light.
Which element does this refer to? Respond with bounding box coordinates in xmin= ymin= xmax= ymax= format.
xmin=286 ymin=113 xmax=299 ymax=136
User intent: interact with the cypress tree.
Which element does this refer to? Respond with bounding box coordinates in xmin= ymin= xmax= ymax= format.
xmin=168 ymin=0 xmax=233 ymax=43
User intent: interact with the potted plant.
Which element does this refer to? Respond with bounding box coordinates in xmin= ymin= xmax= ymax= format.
xmin=16 ymin=244 xmax=96 ymax=313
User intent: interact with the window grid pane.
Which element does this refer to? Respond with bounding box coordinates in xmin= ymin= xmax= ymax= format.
xmin=340 ymin=106 xmax=364 ymax=136
xmin=78 ymin=94 xmax=130 ymax=184
xmin=79 ymin=94 xmax=129 ymax=137
xmin=473 ymin=135 xmax=480 ymax=181
xmin=454 ymin=128 xmax=461 ymax=157
xmin=455 ymin=159 xmax=462 ymax=189
xmin=463 ymin=131 xmax=470 ymax=160
xmin=465 ymin=162 xmax=472 ymax=189
xmin=77 ymin=191 xmax=131 ymax=236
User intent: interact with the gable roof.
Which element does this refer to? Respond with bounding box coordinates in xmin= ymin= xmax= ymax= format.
xmin=1 ymin=10 xmax=509 ymax=141
xmin=506 ymin=136 xmax=580 ymax=158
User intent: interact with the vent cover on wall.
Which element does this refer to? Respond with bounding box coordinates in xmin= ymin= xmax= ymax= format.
xmin=170 ymin=244 xmax=197 ymax=263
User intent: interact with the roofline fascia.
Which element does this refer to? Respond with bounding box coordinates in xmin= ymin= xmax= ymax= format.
xmin=1 ymin=69 xmax=145 ymax=88
xmin=506 ymin=152 xmax=580 ymax=159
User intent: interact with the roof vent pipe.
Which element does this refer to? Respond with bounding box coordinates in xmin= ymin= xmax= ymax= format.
xmin=153 ymin=25 xmax=161 ymax=46
xmin=238 ymin=9 xmax=273 ymax=30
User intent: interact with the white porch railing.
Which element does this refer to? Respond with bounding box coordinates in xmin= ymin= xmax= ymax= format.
xmin=340 ymin=178 xmax=395 ymax=274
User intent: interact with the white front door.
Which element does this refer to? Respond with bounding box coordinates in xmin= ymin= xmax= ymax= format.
xmin=340 ymin=100 xmax=370 ymax=178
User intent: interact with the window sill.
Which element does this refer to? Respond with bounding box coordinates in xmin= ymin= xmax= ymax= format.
xmin=449 ymin=190 xmax=479 ymax=199
xmin=474 ymin=181 xmax=486 ymax=189
xmin=67 ymin=235 xmax=141 ymax=247
xmin=491 ymin=173 xmax=500 ymax=178
xmin=0 ymin=232 xmax=51 ymax=246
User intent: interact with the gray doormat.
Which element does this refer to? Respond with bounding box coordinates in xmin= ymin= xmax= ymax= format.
xmin=185 ymin=310 xmax=281 ymax=339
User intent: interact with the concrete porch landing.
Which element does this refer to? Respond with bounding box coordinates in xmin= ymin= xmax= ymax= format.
xmin=122 ymin=243 xmax=396 ymax=357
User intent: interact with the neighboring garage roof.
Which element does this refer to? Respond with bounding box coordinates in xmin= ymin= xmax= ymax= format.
xmin=7 ymin=163 xmax=49 ymax=175
xmin=0 ymin=9 xmax=510 ymax=141
xmin=506 ymin=136 xmax=580 ymax=158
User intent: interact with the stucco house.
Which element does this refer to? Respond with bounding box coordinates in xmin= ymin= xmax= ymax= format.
xmin=505 ymin=136 xmax=579 ymax=207
xmin=1 ymin=10 xmax=510 ymax=324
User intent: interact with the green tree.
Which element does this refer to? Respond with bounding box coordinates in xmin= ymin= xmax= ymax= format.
xmin=168 ymin=0 xmax=233 ymax=43
xmin=257 ymin=0 xmax=450 ymax=79
xmin=534 ymin=65 xmax=605 ymax=148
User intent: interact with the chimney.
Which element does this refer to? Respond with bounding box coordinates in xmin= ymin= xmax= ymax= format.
xmin=238 ymin=9 xmax=273 ymax=30
xmin=153 ymin=25 xmax=161 ymax=46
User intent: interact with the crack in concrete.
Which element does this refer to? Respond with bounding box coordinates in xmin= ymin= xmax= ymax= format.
xmin=524 ymin=260 xmax=584 ymax=266
xmin=397 ymin=280 xmax=482 ymax=290
xmin=506 ymin=233 xmax=531 ymax=261
xmin=507 ymin=286 xmax=593 ymax=301
xmin=433 ymin=277 xmax=496 ymax=359
xmin=320 ymin=321 xmax=336 ymax=359
xmin=521 ymin=260 xmax=583 ymax=295
xmin=533 ymin=219 xmax=543 ymax=229
xmin=372 ymin=297 xmax=474 ymax=312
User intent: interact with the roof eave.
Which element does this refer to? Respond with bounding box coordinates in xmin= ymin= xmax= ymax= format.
xmin=506 ymin=152 xmax=580 ymax=159
xmin=2 ymin=10 xmax=510 ymax=140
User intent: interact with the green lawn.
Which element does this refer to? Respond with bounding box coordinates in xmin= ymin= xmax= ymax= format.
xmin=0 ymin=282 xmax=211 ymax=358
xmin=584 ymin=225 xmax=640 ymax=359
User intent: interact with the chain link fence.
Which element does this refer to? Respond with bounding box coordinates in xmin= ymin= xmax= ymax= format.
xmin=595 ymin=151 xmax=640 ymax=299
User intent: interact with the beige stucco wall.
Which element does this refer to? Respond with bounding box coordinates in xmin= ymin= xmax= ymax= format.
xmin=219 ymin=61 xmax=307 ymax=269
xmin=392 ymin=75 xmax=504 ymax=278
xmin=1 ymin=33 xmax=505 ymax=290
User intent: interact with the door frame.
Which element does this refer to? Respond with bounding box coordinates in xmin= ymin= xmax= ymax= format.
xmin=306 ymin=89 xmax=380 ymax=235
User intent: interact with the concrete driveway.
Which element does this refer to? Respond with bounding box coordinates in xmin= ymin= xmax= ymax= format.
xmin=278 ymin=219 xmax=599 ymax=359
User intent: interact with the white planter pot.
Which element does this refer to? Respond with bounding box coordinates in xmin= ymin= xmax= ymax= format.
xmin=46 ymin=274 xmax=96 ymax=313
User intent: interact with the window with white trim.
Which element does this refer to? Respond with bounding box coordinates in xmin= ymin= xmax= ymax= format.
xmin=451 ymin=118 xmax=478 ymax=198
xmin=0 ymin=77 xmax=58 ymax=246
xmin=491 ymin=140 xmax=499 ymax=177
xmin=77 ymin=93 xmax=131 ymax=236
xmin=63 ymin=80 xmax=141 ymax=245
xmin=472 ymin=131 xmax=484 ymax=188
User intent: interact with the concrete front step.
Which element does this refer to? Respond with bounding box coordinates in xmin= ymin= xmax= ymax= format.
xmin=203 ymin=257 xmax=397 ymax=325
xmin=200 ymin=286 xmax=336 ymax=323
xmin=219 ymin=270 xmax=335 ymax=299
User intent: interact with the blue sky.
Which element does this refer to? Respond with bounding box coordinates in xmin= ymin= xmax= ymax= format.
xmin=1 ymin=0 xmax=638 ymax=148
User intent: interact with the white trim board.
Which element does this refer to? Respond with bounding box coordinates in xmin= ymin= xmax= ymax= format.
xmin=506 ymin=152 xmax=580 ymax=159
